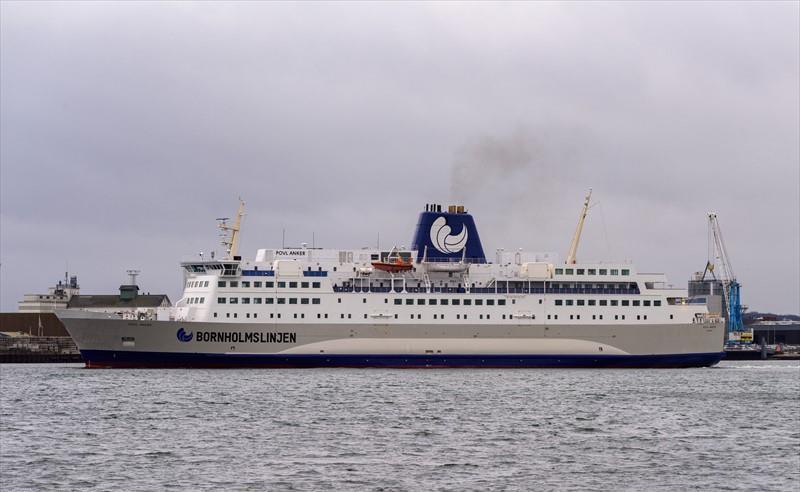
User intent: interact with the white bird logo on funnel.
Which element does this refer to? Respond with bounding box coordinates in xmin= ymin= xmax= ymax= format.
xmin=430 ymin=216 xmax=468 ymax=254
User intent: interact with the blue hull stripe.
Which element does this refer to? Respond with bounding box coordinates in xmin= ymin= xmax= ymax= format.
xmin=80 ymin=350 xmax=725 ymax=369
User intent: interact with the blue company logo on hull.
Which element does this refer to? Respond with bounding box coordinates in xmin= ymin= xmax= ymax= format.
xmin=176 ymin=328 xmax=193 ymax=342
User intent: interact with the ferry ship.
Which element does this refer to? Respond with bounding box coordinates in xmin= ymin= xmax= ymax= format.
xmin=58 ymin=196 xmax=726 ymax=368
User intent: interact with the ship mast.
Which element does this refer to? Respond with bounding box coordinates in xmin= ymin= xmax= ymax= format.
xmin=218 ymin=198 xmax=246 ymax=259
xmin=565 ymin=189 xmax=592 ymax=265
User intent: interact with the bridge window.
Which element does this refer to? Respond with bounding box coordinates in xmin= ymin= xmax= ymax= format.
xmin=218 ymin=281 xmax=226 ymax=288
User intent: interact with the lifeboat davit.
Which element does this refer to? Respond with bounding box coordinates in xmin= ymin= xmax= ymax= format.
xmin=371 ymin=258 xmax=413 ymax=273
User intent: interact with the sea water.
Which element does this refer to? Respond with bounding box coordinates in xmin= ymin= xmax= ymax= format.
xmin=1 ymin=361 xmax=798 ymax=491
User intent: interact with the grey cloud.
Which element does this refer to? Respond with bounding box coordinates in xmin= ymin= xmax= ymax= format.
xmin=1 ymin=2 xmax=797 ymax=313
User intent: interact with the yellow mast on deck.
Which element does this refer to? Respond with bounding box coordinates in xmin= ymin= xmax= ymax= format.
xmin=565 ymin=189 xmax=592 ymax=265
xmin=218 ymin=198 xmax=246 ymax=259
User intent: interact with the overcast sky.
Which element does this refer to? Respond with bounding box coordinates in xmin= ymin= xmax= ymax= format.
xmin=1 ymin=1 xmax=798 ymax=313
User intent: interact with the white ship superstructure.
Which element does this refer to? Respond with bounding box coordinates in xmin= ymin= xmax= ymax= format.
xmin=58 ymin=199 xmax=725 ymax=368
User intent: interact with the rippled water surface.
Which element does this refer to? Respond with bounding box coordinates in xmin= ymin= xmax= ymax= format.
xmin=1 ymin=361 xmax=799 ymax=491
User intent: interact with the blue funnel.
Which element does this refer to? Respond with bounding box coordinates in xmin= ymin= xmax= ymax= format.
xmin=411 ymin=205 xmax=486 ymax=263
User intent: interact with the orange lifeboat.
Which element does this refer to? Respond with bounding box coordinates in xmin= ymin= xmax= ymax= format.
xmin=371 ymin=257 xmax=413 ymax=273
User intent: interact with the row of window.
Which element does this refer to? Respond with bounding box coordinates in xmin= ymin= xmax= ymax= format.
xmin=554 ymin=268 xmax=630 ymax=276
xmin=217 ymin=297 xmax=322 ymax=305
xmin=545 ymin=314 xmax=668 ymax=321
xmin=210 ymin=311 xmax=672 ymax=321
xmin=187 ymin=297 xmax=205 ymax=304
xmin=186 ymin=281 xmax=210 ymax=288
xmin=390 ymin=298 xmax=508 ymax=306
xmin=218 ymin=280 xmax=321 ymax=289
xmin=554 ymin=299 xmax=662 ymax=307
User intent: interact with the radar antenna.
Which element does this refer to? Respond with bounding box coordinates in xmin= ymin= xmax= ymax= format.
xmin=217 ymin=198 xmax=245 ymax=259
xmin=126 ymin=269 xmax=141 ymax=286
xmin=565 ymin=189 xmax=592 ymax=265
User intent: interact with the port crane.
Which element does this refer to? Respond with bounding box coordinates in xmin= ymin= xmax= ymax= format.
xmin=701 ymin=213 xmax=743 ymax=336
